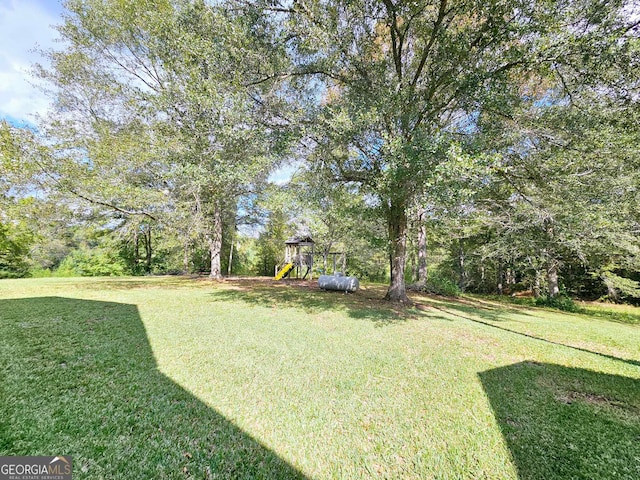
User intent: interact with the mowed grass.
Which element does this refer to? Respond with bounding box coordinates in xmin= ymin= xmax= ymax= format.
xmin=1 ymin=277 xmax=639 ymax=479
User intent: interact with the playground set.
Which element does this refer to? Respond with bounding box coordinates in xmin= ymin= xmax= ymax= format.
xmin=275 ymin=236 xmax=359 ymax=292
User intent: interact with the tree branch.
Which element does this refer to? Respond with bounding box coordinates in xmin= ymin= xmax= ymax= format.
xmin=411 ymin=0 xmax=449 ymax=88
xmin=382 ymin=0 xmax=403 ymax=81
xmin=70 ymin=189 xmax=158 ymax=221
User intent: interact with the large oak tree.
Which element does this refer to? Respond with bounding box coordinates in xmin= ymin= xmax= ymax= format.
xmin=261 ymin=0 xmax=639 ymax=301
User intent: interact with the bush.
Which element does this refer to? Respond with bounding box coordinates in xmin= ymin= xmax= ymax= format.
xmin=0 ymin=222 xmax=31 ymax=278
xmin=534 ymin=294 xmax=578 ymax=312
xmin=425 ymin=273 xmax=461 ymax=297
xmin=57 ymin=247 xmax=126 ymax=277
xmin=30 ymin=267 xmax=54 ymax=278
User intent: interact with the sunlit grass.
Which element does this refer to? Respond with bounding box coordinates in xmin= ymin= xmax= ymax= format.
xmin=1 ymin=277 xmax=639 ymax=479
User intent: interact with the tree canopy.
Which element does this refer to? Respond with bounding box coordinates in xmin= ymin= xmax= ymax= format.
xmin=1 ymin=0 xmax=639 ymax=304
xmin=257 ymin=0 xmax=640 ymax=300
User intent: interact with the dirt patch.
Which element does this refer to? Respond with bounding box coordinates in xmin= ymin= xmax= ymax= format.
xmin=537 ymin=375 xmax=640 ymax=418
xmin=525 ymin=376 xmax=640 ymax=421
xmin=555 ymin=390 xmax=639 ymax=414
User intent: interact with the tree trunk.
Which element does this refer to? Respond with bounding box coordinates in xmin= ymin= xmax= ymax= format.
xmin=507 ymin=264 xmax=516 ymax=287
xmin=542 ymin=220 xmax=559 ymax=298
xmin=133 ymin=227 xmax=140 ymax=272
xmin=527 ymin=256 xmax=541 ymax=298
xmin=458 ymin=239 xmax=466 ymax=291
xmin=547 ymin=261 xmax=560 ymax=298
xmin=322 ymin=243 xmax=331 ymax=274
xmin=603 ymin=274 xmax=619 ymax=301
xmin=385 ymin=200 xmax=409 ymax=303
xmin=183 ymin=241 xmax=190 ymax=274
xmin=533 ymin=272 xmax=541 ymax=298
xmin=144 ymin=225 xmax=152 ymax=273
xmin=408 ymin=247 xmax=416 ymax=283
xmin=227 ymin=229 xmax=235 ymax=276
xmin=208 ymin=205 xmax=223 ymax=280
xmin=417 ymin=209 xmax=427 ymax=286
xmin=497 ymin=260 xmax=504 ymax=295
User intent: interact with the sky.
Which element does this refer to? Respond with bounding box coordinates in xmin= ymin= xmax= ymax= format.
xmin=0 ymin=0 xmax=64 ymax=125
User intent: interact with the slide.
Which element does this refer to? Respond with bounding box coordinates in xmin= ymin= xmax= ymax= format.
xmin=275 ymin=263 xmax=294 ymax=280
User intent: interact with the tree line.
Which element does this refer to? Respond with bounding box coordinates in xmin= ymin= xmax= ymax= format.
xmin=1 ymin=0 xmax=639 ymax=303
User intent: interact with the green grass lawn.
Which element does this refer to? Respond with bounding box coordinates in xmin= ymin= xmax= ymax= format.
xmin=1 ymin=277 xmax=639 ymax=479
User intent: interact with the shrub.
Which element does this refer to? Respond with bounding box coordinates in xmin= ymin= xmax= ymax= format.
xmin=425 ymin=273 xmax=461 ymax=297
xmin=57 ymin=247 xmax=126 ymax=277
xmin=535 ymin=295 xmax=578 ymax=312
xmin=0 ymin=222 xmax=31 ymax=278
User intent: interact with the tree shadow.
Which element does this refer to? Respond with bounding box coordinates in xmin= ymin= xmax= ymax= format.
xmin=479 ymin=362 xmax=640 ymax=480
xmin=0 ymin=297 xmax=307 ymax=479
xmin=471 ymin=295 xmax=640 ymax=326
xmin=419 ymin=301 xmax=640 ymax=367
xmin=75 ymin=276 xmax=201 ymax=290
xmin=415 ymin=294 xmax=536 ymax=322
xmin=209 ymin=280 xmax=410 ymax=326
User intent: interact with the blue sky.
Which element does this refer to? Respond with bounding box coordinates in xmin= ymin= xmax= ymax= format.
xmin=0 ymin=0 xmax=64 ymax=125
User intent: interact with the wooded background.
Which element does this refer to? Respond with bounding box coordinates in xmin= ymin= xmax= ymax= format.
xmin=1 ymin=0 xmax=639 ymax=303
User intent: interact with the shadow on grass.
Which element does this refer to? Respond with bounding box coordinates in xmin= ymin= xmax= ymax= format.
xmin=0 ymin=297 xmax=307 ymax=479
xmin=418 ymin=295 xmax=537 ymax=322
xmin=478 ymin=295 xmax=640 ymax=326
xmin=480 ymin=362 xmax=640 ymax=480
xmin=76 ymin=276 xmax=201 ymax=291
xmin=422 ymin=301 xmax=640 ymax=368
xmin=209 ymin=280 xmax=409 ymax=326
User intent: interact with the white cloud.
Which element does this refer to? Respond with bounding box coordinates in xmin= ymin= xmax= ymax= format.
xmin=0 ymin=0 xmax=62 ymax=122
